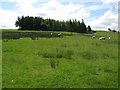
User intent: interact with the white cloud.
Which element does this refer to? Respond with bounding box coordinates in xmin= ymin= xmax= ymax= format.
xmin=0 ymin=0 xmax=118 ymax=30
xmin=86 ymin=4 xmax=113 ymax=11
xmin=0 ymin=8 xmax=20 ymax=29
xmin=1 ymin=0 xmax=101 ymax=3
xmin=37 ymin=1 xmax=90 ymax=20
xmin=86 ymin=5 xmax=103 ymax=11
xmin=15 ymin=0 xmax=90 ymax=21
xmin=0 ymin=0 xmax=91 ymax=29
xmin=88 ymin=11 xmax=118 ymax=31
xmin=101 ymin=0 xmax=119 ymax=4
xmin=5 ymin=0 xmax=38 ymax=2
xmin=15 ymin=0 xmax=38 ymax=16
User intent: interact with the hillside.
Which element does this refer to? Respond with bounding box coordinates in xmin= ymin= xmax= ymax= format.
xmin=2 ymin=30 xmax=118 ymax=88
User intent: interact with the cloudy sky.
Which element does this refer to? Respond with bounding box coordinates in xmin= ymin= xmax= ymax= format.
xmin=0 ymin=0 xmax=119 ymax=30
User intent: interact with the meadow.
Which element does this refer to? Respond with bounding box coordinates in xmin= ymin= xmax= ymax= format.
xmin=2 ymin=30 xmax=118 ymax=88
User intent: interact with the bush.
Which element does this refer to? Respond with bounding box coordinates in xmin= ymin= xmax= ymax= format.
xmin=31 ymin=37 xmax=37 ymax=40
xmin=50 ymin=60 xmax=59 ymax=68
xmin=42 ymin=52 xmax=55 ymax=58
xmin=112 ymin=30 xmax=117 ymax=32
xmin=3 ymin=39 xmax=9 ymax=42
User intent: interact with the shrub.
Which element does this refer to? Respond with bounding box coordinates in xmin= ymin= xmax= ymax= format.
xmin=50 ymin=59 xmax=59 ymax=68
xmin=50 ymin=60 xmax=56 ymax=68
xmin=31 ymin=37 xmax=37 ymax=40
xmin=112 ymin=30 xmax=117 ymax=32
xmin=42 ymin=52 xmax=55 ymax=58
xmin=3 ymin=39 xmax=9 ymax=42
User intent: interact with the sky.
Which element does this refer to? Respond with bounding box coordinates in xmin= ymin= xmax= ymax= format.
xmin=0 ymin=0 xmax=119 ymax=31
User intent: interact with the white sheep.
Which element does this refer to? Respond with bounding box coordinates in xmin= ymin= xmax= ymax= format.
xmin=51 ymin=33 xmax=52 ymax=35
xmin=11 ymin=80 xmax=14 ymax=82
xmin=99 ymin=37 xmax=105 ymax=40
xmin=58 ymin=33 xmax=61 ymax=36
xmin=108 ymin=37 xmax=111 ymax=39
xmin=92 ymin=36 xmax=95 ymax=38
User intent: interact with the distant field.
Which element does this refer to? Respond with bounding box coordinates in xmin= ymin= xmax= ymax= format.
xmin=2 ymin=30 xmax=118 ymax=88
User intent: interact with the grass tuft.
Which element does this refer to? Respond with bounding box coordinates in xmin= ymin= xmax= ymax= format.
xmin=81 ymin=51 xmax=97 ymax=60
xmin=50 ymin=59 xmax=59 ymax=68
xmin=63 ymin=49 xmax=74 ymax=59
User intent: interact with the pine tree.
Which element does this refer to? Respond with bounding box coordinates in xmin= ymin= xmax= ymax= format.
xmin=87 ymin=25 xmax=92 ymax=33
xmin=15 ymin=16 xmax=91 ymax=33
xmin=80 ymin=19 xmax=87 ymax=33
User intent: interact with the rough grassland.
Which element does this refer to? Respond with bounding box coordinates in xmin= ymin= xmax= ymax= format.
xmin=2 ymin=31 xmax=118 ymax=88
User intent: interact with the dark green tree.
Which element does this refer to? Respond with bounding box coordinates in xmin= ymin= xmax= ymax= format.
xmin=15 ymin=16 xmax=92 ymax=33
xmin=108 ymin=28 xmax=111 ymax=31
xmin=87 ymin=25 xmax=92 ymax=33
xmin=79 ymin=19 xmax=86 ymax=33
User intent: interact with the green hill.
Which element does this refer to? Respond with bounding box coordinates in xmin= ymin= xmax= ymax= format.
xmin=2 ymin=30 xmax=118 ymax=88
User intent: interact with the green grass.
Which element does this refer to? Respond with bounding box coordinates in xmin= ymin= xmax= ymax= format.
xmin=2 ymin=30 xmax=118 ymax=88
xmin=0 ymin=40 xmax=2 ymax=89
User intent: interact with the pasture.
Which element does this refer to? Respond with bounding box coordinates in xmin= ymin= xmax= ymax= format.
xmin=2 ymin=30 xmax=118 ymax=88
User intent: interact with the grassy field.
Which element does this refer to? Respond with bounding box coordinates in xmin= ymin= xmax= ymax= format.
xmin=0 ymin=39 xmax=2 ymax=89
xmin=2 ymin=30 xmax=118 ymax=88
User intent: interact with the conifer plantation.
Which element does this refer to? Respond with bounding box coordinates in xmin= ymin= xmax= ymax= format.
xmin=15 ymin=16 xmax=92 ymax=33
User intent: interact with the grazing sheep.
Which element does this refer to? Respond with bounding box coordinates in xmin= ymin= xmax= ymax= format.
xmin=92 ymin=36 xmax=95 ymax=38
xmin=51 ymin=33 xmax=52 ymax=35
xmin=108 ymin=37 xmax=111 ymax=39
xmin=11 ymin=80 xmax=14 ymax=82
xmin=58 ymin=33 xmax=61 ymax=36
xmin=99 ymin=37 xmax=105 ymax=40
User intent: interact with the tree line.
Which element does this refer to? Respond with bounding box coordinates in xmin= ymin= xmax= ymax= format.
xmin=108 ymin=28 xmax=117 ymax=32
xmin=15 ymin=16 xmax=92 ymax=33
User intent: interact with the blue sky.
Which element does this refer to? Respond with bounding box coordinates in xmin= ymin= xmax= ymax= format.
xmin=0 ymin=0 xmax=119 ymax=30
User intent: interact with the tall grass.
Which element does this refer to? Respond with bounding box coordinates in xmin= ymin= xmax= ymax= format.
xmin=42 ymin=48 xmax=74 ymax=59
xmin=50 ymin=59 xmax=59 ymax=68
xmin=2 ymin=31 xmax=118 ymax=88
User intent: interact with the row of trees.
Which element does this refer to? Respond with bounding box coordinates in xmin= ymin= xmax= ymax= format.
xmin=15 ymin=16 xmax=92 ymax=33
xmin=108 ymin=28 xmax=117 ymax=32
